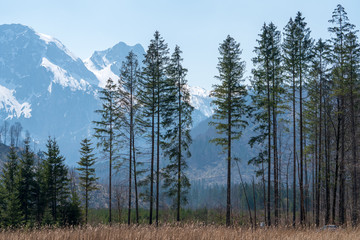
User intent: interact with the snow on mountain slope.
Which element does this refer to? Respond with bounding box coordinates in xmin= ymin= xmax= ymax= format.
xmin=0 ymin=84 xmax=31 ymax=119
xmin=189 ymin=86 xmax=213 ymax=116
xmin=41 ymin=57 xmax=91 ymax=93
xmin=84 ymin=43 xmax=213 ymax=126
xmin=84 ymin=42 xmax=145 ymax=88
xmin=84 ymin=58 xmax=118 ymax=88
xmin=36 ymin=32 xmax=79 ymax=61
xmin=0 ymin=24 xmax=214 ymax=166
xmin=0 ymin=24 xmax=100 ymax=165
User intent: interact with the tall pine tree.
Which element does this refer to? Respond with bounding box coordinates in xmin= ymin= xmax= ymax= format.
xmin=76 ymin=138 xmax=98 ymax=224
xmin=0 ymin=146 xmax=23 ymax=227
xmin=93 ymin=78 xmax=121 ymax=224
xmin=162 ymin=45 xmax=193 ymax=222
xmin=209 ymin=35 xmax=249 ymax=226
xmin=18 ymin=135 xmax=36 ymax=224
xmin=139 ymin=31 xmax=169 ymax=225
xmin=118 ymin=50 xmax=142 ymax=225
xmin=43 ymin=137 xmax=69 ymax=224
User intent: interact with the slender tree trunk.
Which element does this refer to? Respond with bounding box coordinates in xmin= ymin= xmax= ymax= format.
xmin=299 ymin=56 xmax=305 ymax=225
xmin=262 ymin=159 xmax=266 ymax=224
xmin=149 ymin=88 xmax=155 ymax=225
xmin=332 ymin=98 xmax=341 ymax=224
xmin=177 ymin=77 xmax=182 ymax=222
xmin=350 ymin=77 xmax=358 ymax=226
xmin=272 ymin=72 xmax=279 ymax=226
xmin=226 ymin=87 xmax=232 ymax=227
xmin=292 ymin=67 xmax=297 ymax=227
xmin=267 ymin=64 xmax=271 ymax=227
xmin=325 ymin=103 xmax=330 ymax=225
xmin=287 ymin=158 xmax=290 ymax=225
xmin=338 ymin=96 xmax=345 ymax=225
xmin=316 ymin=125 xmax=320 ymax=227
xmin=338 ymin=21 xmax=346 ymax=226
xmin=109 ymin=100 xmax=113 ymax=224
xmin=128 ymin=75 xmax=133 ymax=225
xmin=133 ymin=136 xmax=139 ymax=224
xmin=156 ymin=82 xmax=160 ymax=226
xmin=253 ymin=177 xmax=257 ymax=229
xmin=304 ymin=141 xmax=309 ymax=224
xmin=86 ymin=166 xmax=89 ymax=224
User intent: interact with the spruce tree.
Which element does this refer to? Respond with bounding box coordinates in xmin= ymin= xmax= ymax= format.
xmin=294 ymin=12 xmax=313 ymax=225
xmin=18 ymin=135 xmax=36 ymax=224
xmin=76 ymin=138 xmax=98 ymax=224
xmin=139 ymin=31 xmax=169 ymax=225
xmin=118 ymin=50 xmax=142 ymax=225
xmin=0 ymin=146 xmax=23 ymax=227
xmin=306 ymin=39 xmax=330 ymax=226
xmin=328 ymin=4 xmax=355 ymax=225
xmin=43 ymin=137 xmax=69 ymax=224
xmin=252 ymin=23 xmax=284 ymax=226
xmin=162 ymin=45 xmax=193 ymax=221
xmin=283 ymin=17 xmax=299 ymax=227
xmin=209 ymin=35 xmax=249 ymax=226
xmin=34 ymin=150 xmax=46 ymax=225
xmin=93 ymin=78 xmax=121 ymax=224
xmin=251 ymin=23 xmax=273 ymax=226
xmin=344 ymin=30 xmax=360 ymax=226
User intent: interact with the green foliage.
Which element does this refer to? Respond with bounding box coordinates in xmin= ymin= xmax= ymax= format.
xmin=0 ymin=146 xmax=23 ymax=227
xmin=138 ymin=31 xmax=170 ymax=211
xmin=93 ymin=78 xmax=122 ymax=158
xmin=162 ymin=46 xmax=193 ymax=211
xmin=209 ymin=35 xmax=249 ymax=149
xmin=18 ymin=135 xmax=37 ymax=223
xmin=43 ymin=137 xmax=70 ymax=224
xmin=76 ymin=138 xmax=98 ymax=224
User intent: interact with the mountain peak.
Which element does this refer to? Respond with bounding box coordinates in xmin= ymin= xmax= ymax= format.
xmin=84 ymin=41 xmax=145 ymax=88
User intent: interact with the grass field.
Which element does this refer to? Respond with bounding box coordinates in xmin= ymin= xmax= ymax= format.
xmin=0 ymin=224 xmax=359 ymax=240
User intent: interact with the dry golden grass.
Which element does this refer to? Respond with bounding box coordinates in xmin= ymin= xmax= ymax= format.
xmin=0 ymin=224 xmax=359 ymax=240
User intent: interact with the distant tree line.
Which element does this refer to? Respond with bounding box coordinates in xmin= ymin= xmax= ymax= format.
xmin=0 ymin=121 xmax=23 ymax=147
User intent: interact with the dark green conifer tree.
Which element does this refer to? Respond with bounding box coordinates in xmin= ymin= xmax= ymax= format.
xmin=328 ymin=4 xmax=355 ymax=225
xmin=18 ymin=135 xmax=36 ymax=224
xmin=93 ymin=78 xmax=121 ymax=224
xmin=344 ymin=30 xmax=360 ymax=226
xmin=76 ymin=138 xmax=98 ymax=224
xmin=139 ymin=31 xmax=169 ymax=225
xmin=283 ymin=17 xmax=299 ymax=227
xmin=118 ymin=51 xmax=142 ymax=225
xmin=209 ymin=35 xmax=249 ymax=226
xmin=43 ymin=137 xmax=69 ymax=224
xmin=162 ymin=45 xmax=193 ymax=222
xmin=0 ymin=146 xmax=23 ymax=227
xmin=252 ymin=23 xmax=285 ymax=226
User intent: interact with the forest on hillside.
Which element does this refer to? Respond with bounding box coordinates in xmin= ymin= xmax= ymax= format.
xmin=0 ymin=4 xmax=359 ymax=229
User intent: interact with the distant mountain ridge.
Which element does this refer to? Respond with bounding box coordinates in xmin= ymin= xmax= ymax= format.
xmin=0 ymin=24 xmax=213 ymax=166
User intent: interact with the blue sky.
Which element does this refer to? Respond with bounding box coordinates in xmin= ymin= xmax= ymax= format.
xmin=1 ymin=0 xmax=360 ymax=90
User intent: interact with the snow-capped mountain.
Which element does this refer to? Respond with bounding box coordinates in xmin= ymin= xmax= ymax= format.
xmin=0 ymin=24 xmax=100 ymax=164
xmin=0 ymin=24 xmax=258 ymax=185
xmin=84 ymin=42 xmax=145 ymax=88
xmin=84 ymin=44 xmax=213 ymax=127
xmin=0 ymin=23 xmax=213 ymax=166
xmin=189 ymin=86 xmax=213 ymax=125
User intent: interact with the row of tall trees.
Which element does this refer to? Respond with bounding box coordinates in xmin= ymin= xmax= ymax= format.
xmin=240 ymin=4 xmax=360 ymax=227
xmin=94 ymin=32 xmax=194 ymax=225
